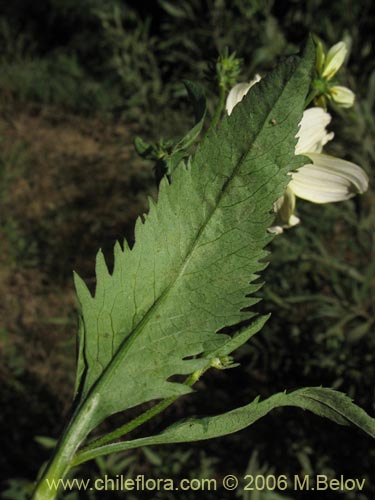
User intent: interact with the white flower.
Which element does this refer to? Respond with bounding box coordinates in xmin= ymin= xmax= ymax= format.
xmin=291 ymin=108 xmax=368 ymax=202
xmin=225 ymin=83 xmax=369 ymax=233
xmin=274 ymin=107 xmax=368 ymax=232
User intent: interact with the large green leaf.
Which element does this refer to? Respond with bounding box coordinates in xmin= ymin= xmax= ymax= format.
xmin=74 ymin=40 xmax=315 ymax=430
xmin=73 ymin=387 xmax=375 ymax=465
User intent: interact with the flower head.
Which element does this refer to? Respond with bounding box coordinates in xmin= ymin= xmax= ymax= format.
xmin=216 ymin=49 xmax=243 ymax=93
xmin=225 ymin=82 xmax=369 ymax=233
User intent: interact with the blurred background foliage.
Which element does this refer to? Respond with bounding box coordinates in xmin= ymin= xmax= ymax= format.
xmin=0 ymin=1 xmax=374 ymax=499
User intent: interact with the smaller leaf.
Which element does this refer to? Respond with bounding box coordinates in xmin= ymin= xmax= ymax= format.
xmin=73 ymin=387 xmax=375 ymax=466
xmin=290 ymin=387 xmax=375 ymax=437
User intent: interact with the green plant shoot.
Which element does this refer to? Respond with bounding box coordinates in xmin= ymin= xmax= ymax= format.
xmin=31 ymin=38 xmax=375 ymax=500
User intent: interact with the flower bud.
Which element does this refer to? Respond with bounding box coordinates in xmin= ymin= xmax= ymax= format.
xmin=330 ymin=85 xmax=355 ymax=108
xmin=322 ymin=41 xmax=347 ymax=80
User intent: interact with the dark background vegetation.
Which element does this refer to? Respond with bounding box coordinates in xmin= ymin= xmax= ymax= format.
xmin=0 ymin=1 xmax=374 ymax=499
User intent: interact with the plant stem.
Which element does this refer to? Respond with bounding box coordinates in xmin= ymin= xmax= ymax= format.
xmin=80 ymin=367 xmax=207 ymax=453
xmin=32 ymin=365 xmax=210 ymax=498
xmin=31 ymin=395 xmax=100 ymax=500
xmin=304 ymin=88 xmax=319 ymax=108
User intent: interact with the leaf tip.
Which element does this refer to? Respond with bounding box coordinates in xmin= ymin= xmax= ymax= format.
xmin=95 ymin=248 xmax=110 ymax=278
xmin=73 ymin=271 xmax=93 ymax=303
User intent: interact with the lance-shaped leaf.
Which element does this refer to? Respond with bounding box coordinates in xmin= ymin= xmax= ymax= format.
xmin=73 ymin=387 xmax=375 ymax=465
xmin=74 ymin=40 xmax=315 ymax=430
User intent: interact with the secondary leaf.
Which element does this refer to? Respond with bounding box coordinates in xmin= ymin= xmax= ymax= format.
xmin=74 ymin=40 xmax=315 ymax=431
xmin=153 ymin=387 xmax=375 ymax=442
xmin=74 ymin=387 xmax=375 ymax=465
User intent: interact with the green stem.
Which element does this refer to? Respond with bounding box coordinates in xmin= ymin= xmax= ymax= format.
xmin=81 ymin=368 xmax=206 ymax=453
xmin=83 ymin=397 xmax=176 ymax=452
xmin=32 ymin=364 xmax=210 ymax=498
xmin=304 ymin=88 xmax=319 ymax=108
xmin=31 ymin=396 xmax=100 ymax=500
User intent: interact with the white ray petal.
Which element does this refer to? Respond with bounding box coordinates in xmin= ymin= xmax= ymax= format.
xmin=296 ymin=108 xmax=334 ymax=154
xmin=225 ymin=75 xmax=261 ymax=115
xmin=289 ymin=153 xmax=369 ymax=203
xmin=226 ymin=83 xmax=251 ymax=115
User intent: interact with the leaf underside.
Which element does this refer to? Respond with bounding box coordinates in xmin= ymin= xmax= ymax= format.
xmin=74 ymin=40 xmax=314 ymax=429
